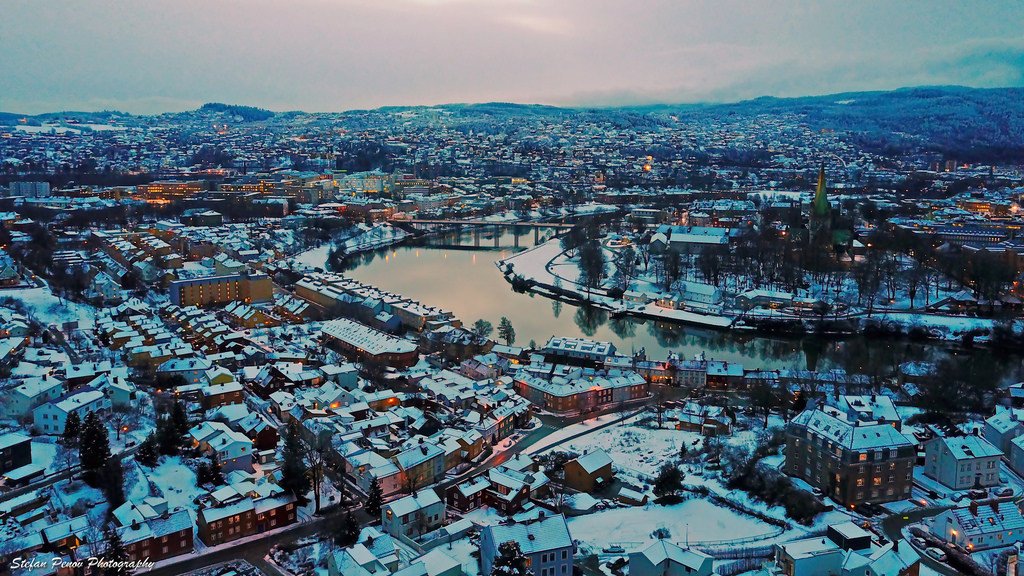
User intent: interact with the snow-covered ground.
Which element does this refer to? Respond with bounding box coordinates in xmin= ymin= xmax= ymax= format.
xmin=289 ymin=223 xmax=410 ymax=271
xmin=538 ymin=413 xmax=701 ymax=477
xmin=0 ymin=284 xmax=98 ymax=329
xmin=443 ymin=535 xmax=482 ymax=576
xmin=502 ymin=235 xmax=1016 ymax=340
xmin=30 ymin=438 xmax=64 ymax=474
xmin=140 ymin=456 xmax=206 ymax=521
xmin=567 ymin=498 xmax=776 ymax=551
xmin=291 ymin=243 xmax=332 ymax=270
xmin=869 ymin=311 xmax=1004 ymax=339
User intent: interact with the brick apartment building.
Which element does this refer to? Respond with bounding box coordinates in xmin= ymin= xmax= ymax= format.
xmin=785 ymin=405 xmax=916 ymax=508
xmin=196 ymin=494 xmax=296 ymax=546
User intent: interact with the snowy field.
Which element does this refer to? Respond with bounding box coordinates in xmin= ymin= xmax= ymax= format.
xmin=0 ymin=284 xmax=97 ymax=329
xmin=443 ymin=535 xmax=482 ymax=576
xmin=567 ymin=498 xmax=776 ymax=551
xmin=544 ymin=414 xmax=702 ymax=477
xmin=140 ymin=456 xmax=206 ymax=521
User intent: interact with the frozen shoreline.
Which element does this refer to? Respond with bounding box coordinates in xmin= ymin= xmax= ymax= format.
xmin=496 ymin=239 xmax=1016 ymax=341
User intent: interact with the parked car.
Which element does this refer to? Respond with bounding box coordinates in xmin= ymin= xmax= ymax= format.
xmin=859 ymin=502 xmax=881 ymax=517
xmin=968 ymin=488 xmax=988 ymax=500
xmin=994 ymin=487 xmax=1014 ymax=498
xmin=911 ymin=537 xmax=927 ymax=549
xmin=926 ymin=547 xmax=947 ymax=562
xmin=602 ymin=545 xmax=625 ymax=554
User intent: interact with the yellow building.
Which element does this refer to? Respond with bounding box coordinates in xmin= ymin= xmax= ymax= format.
xmin=169 ymin=272 xmax=273 ymax=307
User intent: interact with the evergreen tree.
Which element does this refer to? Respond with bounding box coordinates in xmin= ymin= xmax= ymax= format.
xmin=156 ymin=416 xmax=182 ymax=456
xmin=102 ymin=523 xmax=130 ymax=576
xmin=472 ymin=319 xmax=494 ymax=339
xmin=62 ymin=411 xmax=81 ymax=447
xmin=171 ymin=400 xmax=190 ymax=436
xmin=497 ymin=317 xmax=516 ymax=346
xmin=279 ymin=423 xmax=310 ymax=502
xmin=195 ymin=461 xmax=212 ymax=485
xmin=209 ymin=454 xmax=224 ymax=485
xmin=492 ymin=540 xmax=531 ymax=576
xmin=365 ymin=477 xmax=384 ymax=519
xmin=136 ymin=433 xmax=159 ymax=467
xmin=79 ymin=411 xmax=111 ymax=485
xmin=101 ymin=459 xmax=126 ymax=509
xmin=334 ymin=510 xmax=360 ymax=547
xmin=652 ymin=463 xmax=683 ymax=497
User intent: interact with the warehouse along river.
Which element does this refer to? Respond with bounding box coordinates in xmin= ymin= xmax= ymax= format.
xmin=314 ymin=227 xmax=1022 ymax=381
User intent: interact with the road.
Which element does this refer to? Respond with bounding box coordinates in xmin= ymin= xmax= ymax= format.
xmin=143 ymin=505 xmax=370 ymax=576
xmin=143 ymin=392 xmax=679 ymax=576
xmin=0 ymin=445 xmax=139 ymax=504
xmin=879 ymin=505 xmax=958 ymax=576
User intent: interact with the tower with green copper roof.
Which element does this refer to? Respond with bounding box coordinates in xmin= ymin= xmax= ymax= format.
xmin=810 ymin=164 xmax=832 ymax=248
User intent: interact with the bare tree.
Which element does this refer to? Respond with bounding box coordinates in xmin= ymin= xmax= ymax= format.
xmin=653 ymin=386 xmax=668 ymax=429
xmin=109 ymin=405 xmax=133 ymax=441
xmin=304 ymin=430 xmax=331 ymax=513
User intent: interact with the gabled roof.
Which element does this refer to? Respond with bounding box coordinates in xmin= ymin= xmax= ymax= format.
xmin=573 ymin=449 xmax=613 ymax=474
xmin=635 ymin=540 xmax=711 ymax=571
xmin=483 ymin=514 xmax=573 ymax=555
xmin=385 ymin=489 xmax=441 ymax=517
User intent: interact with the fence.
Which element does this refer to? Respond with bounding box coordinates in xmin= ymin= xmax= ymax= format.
xmin=692 ymin=543 xmax=775 ymax=560
xmin=717 ymin=557 xmax=766 ymax=576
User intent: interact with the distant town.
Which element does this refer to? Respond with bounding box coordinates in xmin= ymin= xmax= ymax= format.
xmin=0 ymin=89 xmax=1023 ymax=576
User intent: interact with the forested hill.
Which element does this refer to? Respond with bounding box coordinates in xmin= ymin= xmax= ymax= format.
xmin=646 ymin=86 xmax=1024 ymax=162
xmin=4 ymin=86 xmax=1023 ymax=162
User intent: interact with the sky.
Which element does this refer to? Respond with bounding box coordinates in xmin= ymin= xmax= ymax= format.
xmin=2 ymin=0 xmax=1024 ymax=114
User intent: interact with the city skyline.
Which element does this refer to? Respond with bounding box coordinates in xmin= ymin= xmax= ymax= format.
xmin=3 ymin=0 xmax=1024 ymax=114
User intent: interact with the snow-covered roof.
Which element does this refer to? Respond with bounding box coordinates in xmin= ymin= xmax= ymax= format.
xmin=636 ymin=540 xmax=711 ymax=571
xmin=792 ymin=406 xmax=913 ymax=451
xmin=934 ymin=434 xmax=1002 ymax=460
xmin=949 ymin=500 xmax=1024 ymax=537
xmin=321 ymin=318 xmax=418 ymax=356
xmin=483 ymin=514 xmax=573 ymax=554
xmin=573 ymin=449 xmax=613 ymax=474
xmin=385 ymin=489 xmax=441 ymax=517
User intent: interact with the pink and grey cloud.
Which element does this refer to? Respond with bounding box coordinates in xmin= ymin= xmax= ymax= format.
xmin=1 ymin=0 xmax=1022 ymax=113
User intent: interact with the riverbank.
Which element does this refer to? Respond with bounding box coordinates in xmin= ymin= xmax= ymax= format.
xmin=496 ymin=238 xmax=1021 ymax=344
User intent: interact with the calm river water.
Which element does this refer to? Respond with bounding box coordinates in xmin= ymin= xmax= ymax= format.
xmin=325 ymin=228 xmax=1022 ymax=382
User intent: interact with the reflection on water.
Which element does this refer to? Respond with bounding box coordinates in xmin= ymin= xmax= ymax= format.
xmin=337 ymin=228 xmax=1023 ymax=382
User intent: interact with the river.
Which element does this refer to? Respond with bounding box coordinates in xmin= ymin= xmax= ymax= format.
xmin=306 ymin=227 xmax=1023 ymax=382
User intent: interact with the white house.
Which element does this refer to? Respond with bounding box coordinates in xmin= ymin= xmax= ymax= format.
xmin=932 ymin=500 xmax=1024 ymax=551
xmin=189 ymin=421 xmax=254 ymax=473
xmin=33 ymin=388 xmax=111 ymax=435
xmin=774 ymin=522 xmax=918 ymax=576
xmin=480 ymin=514 xmax=575 ymax=576
xmin=1007 ymin=435 xmax=1024 ymax=479
xmin=629 ymin=541 xmax=715 ymax=576
xmin=923 ymin=434 xmax=1002 ymax=491
xmin=4 ymin=376 xmax=64 ymax=418
xmin=157 ymin=357 xmax=213 ymax=385
xmin=984 ymin=408 xmax=1024 ymax=455
xmin=381 ymin=489 xmax=444 ymax=539
xmin=682 ymin=281 xmax=723 ymax=306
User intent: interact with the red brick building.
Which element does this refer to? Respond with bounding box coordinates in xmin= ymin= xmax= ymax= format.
xmin=197 ymin=494 xmax=296 ymax=546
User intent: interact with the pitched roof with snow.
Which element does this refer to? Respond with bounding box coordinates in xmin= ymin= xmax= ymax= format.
xmin=573 ymin=449 xmax=613 ymax=474
xmin=483 ymin=514 xmax=573 ymax=555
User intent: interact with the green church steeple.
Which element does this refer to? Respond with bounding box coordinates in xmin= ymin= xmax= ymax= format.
xmin=812 ymin=164 xmax=829 ymax=217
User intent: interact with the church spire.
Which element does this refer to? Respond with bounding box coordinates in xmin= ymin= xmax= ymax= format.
xmin=813 ymin=164 xmax=829 ymax=217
